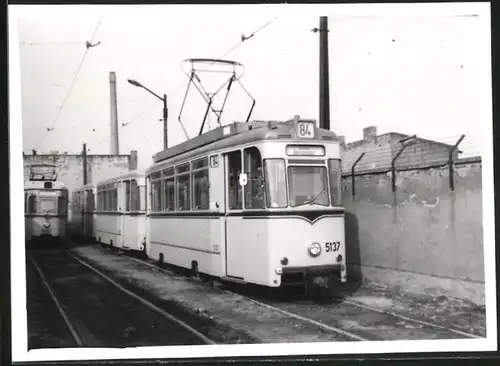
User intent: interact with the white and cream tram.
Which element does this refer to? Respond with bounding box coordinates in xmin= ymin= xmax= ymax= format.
xmin=24 ymin=164 xmax=69 ymax=247
xmin=94 ymin=171 xmax=147 ymax=252
xmin=146 ymin=115 xmax=346 ymax=290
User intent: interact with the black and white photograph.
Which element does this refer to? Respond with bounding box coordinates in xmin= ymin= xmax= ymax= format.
xmin=8 ymin=2 xmax=496 ymax=363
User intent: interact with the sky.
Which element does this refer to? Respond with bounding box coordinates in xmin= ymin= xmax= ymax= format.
xmin=11 ymin=3 xmax=492 ymax=170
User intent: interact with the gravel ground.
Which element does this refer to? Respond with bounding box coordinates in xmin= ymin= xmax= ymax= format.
xmin=338 ymin=283 xmax=486 ymax=337
xmin=70 ymin=244 xmax=486 ymax=343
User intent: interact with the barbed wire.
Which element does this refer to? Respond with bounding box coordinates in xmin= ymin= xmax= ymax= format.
xmin=340 ymin=133 xmax=482 ymax=174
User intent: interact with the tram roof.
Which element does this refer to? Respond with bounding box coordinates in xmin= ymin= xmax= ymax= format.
xmin=95 ymin=169 xmax=146 ymax=187
xmin=153 ymin=116 xmax=339 ymax=164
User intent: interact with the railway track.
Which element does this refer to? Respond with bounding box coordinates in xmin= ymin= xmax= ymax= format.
xmin=124 ymin=254 xmax=482 ymax=342
xmin=27 ymin=249 xmax=215 ymax=348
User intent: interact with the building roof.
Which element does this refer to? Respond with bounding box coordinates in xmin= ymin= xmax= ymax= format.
xmin=345 ymin=131 xmax=463 ymax=154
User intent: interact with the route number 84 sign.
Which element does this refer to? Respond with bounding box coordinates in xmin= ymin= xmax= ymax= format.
xmin=297 ymin=121 xmax=315 ymax=139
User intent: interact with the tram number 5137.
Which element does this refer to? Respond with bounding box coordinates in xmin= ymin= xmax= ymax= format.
xmin=325 ymin=241 xmax=340 ymax=252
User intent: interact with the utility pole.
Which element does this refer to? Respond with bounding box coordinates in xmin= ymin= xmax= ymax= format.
xmin=109 ymin=71 xmax=120 ymax=155
xmin=318 ymin=16 xmax=330 ymax=131
xmin=82 ymin=143 xmax=88 ymax=185
xmin=162 ymin=93 xmax=168 ymax=150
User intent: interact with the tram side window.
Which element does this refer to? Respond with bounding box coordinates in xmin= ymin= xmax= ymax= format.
xmin=89 ymin=190 xmax=95 ymax=212
xmin=161 ymin=168 xmax=175 ymax=211
xmin=140 ymin=185 xmax=146 ymax=211
xmin=151 ymin=178 xmax=162 ymax=212
xmin=192 ymin=157 xmax=209 ymax=210
xmin=130 ymin=179 xmax=137 ymax=211
xmin=176 ymin=163 xmax=191 ymax=211
xmin=97 ymin=191 xmax=102 ymax=211
xmin=112 ymin=188 xmax=118 ymax=211
xmin=328 ymin=159 xmax=342 ymax=206
xmin=58 ymin=194 xmax=68 ymax=215
xmin=263 ymin=159 xmax=288 ymax=208
xmin=125 ymin=180 xmax=131 ymax=211
xmin=227 ymin=150 xmax=242 ymax=209
xmin=164 ymin=177 xmax=175 ymax=211
xmin=104 ymin=189 xmax=109 ymax=211
xmin=244 ymin=147 xmax=265 ymax=209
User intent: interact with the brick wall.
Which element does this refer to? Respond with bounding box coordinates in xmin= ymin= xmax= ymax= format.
xmin=342 ymin=132 xmax=460 ymax=174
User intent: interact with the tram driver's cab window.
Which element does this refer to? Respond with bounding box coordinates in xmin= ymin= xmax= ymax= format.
xmin=227 ymin=151 xmax=242 ymax=209
xmin=244 ymin=147 xmax=265 ymax=209
xmin=263 ymin=159 xmax=288 ymax=208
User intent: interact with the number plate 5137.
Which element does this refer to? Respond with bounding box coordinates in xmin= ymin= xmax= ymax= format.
xmin=325 ymin=241 xmax=340 ymax=252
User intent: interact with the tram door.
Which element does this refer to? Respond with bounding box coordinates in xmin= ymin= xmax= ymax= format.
xmin=224 ymin=150 xmax=246 ymax=279
xmin=224 ymin=147 xmax=265 ymax=280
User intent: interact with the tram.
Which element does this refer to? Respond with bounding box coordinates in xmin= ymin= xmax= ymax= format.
xmin=145 ymin=115 xmax=346 ymax=290
xmin=24 ymin=164 xmax=69 ymax=247
xmin=93 ymin=170 xmax=147 ymax=252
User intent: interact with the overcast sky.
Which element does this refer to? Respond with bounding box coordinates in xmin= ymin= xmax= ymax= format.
xmin=11 ymin=3 xmax=491 ymax=169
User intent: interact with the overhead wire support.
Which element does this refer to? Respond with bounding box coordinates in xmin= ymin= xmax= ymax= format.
xmin=37 ymin=19 xmax=102 ymax=151
xmin=178 ymin=58 xmax=253 ymax=137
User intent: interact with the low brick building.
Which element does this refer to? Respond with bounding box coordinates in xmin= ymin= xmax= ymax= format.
xmin=340 ymin=126 xmax=462 ymax=173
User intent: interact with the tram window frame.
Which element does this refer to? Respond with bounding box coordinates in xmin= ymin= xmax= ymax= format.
xmin=176 ymin=162 xmax=191 ymax=211
xmin=103 ymin=187 xmax=108 ymax=211
xmin=143 ymin=179 xmax=148 ymax=212
xmin=27 ymin=193 xmax=37 ymax=214
xmin=227 ymin=150 xmax=243 ymax=210
xmin=288 ymin=165 xmax=329 ymax=207
xmin=86 ymin=189 xmax=95 ymax=212
xmin=138 ymin=184 xmax=146 ymax=212
xmin=263 ymin=158 xmax=288 ymax=208
xmin=129 ymin=179 xmax=138 ymax=211
xmin=125 ymin=180 xmax=131 ymax=211
xmin=243 ymin=147 xmax=265 ymax=210
xmin=328 ymin=159 xmax=342 ymax=206
xmin=150 ymin=172 xmax=162 ymax=212
xmin=192 ymin=157 xmax=210 ymax=211
xmin=97 ymin=190 xmax=102 ymax=211
xmin=161 ymin=168 xmax=175 ymax=211
xmin=164 ymin=174 xmax=175 ymax=211
xmin=112 ymin=186 xmax=118 ymax=211
xmin=58 ymin=194 xmax=68 ymax=215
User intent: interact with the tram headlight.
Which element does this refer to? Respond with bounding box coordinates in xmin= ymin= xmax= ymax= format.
xmin=308 ymin=242 xmax=321 ymax=257
xmin=337 ymin=254 xmax=343 ymax=262
xmin=43 ymin=222 xmax=50 ymax=228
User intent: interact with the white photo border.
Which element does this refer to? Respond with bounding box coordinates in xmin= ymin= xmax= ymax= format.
xmin=9 ymin=2 xmax=497 ymax=362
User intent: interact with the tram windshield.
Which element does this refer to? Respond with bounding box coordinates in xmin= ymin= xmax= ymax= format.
xmin=40 ymin=198 xmax=57 ymax=214
xmin=288 ymin=166 xmax=329 ymax=207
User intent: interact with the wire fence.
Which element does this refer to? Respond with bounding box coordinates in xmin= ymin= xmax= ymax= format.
xmin=340 ymin=133 xmax=482 ymax=196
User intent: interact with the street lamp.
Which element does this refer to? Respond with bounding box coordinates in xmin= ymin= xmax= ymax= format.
xmin=127 ymin=78 xmax=169 ymax=150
